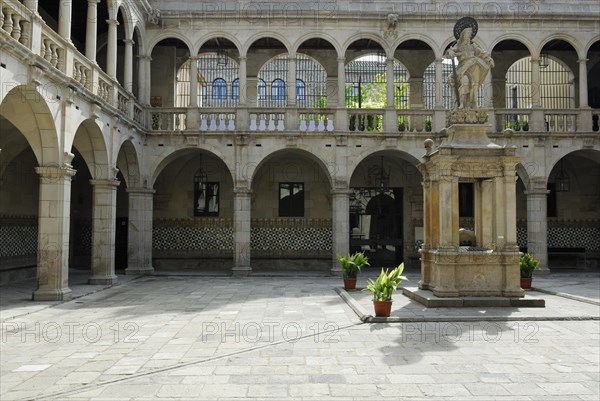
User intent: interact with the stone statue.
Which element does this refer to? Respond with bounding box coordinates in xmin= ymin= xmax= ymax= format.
xmin=444 ymin=19 xmax=494 ymax=109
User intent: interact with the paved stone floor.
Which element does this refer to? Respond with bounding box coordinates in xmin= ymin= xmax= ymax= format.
xmin=1 ymin=268 xmax=599 ymax=400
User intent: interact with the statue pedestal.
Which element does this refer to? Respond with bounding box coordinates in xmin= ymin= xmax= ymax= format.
xmin=417 ymin=123 xmax=529 ymax=301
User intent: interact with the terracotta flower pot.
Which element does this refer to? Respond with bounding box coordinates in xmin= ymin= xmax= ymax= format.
xmin=343 ymin=277 xmax=357 ymax=290
xmin=520 ymin=277 xmax=532 ymax=289
xmin=373 ymin=299 xmax=393 ymax=317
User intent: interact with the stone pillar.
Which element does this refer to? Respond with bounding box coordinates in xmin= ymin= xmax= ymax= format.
xmin=58 ymin=0 xmax=72 ymax=42
xmin=409 ymin=77 xmax=424 ymax=109
xmin=85 ymin=0 xmax=100 ymax=62
xmin=125 ymin=188 xmax=155 ymax=275
xmin=287 ymin=55 xmax=296 ymax=106
xmin=337 ymin=57 xmax=346 ymax=107
xmin=238 ymin=57 xmax=247 ymax=106
xmin=25 ymin=0 xmax=38 ymax=13
xmin=233 ymin=189 xmax=252 ymax=276
xmin=578 ymin=58 xmax=589 ymax=108
xmin=385 ymin=57 xmax=394 ymax=108
xmin=33 ymin=166 xmax=76 ymax=301
xmin=189 ymin=56 xmax=199 ymax=107
xmin=577 ymin=58 xmax=593 ymax=132
xmin=336 ymin=57 xmax=349 ymax=129
xmin=438 ymin=177 xmax=458 ymax=249
xmin=531 ymin=58 xmax=541 ymax=107
xmin=123 ymin=39 xmax=134 ymax=93
xmin=89 ymin=179 xmax=120 ymax=284
xmin=434 ymin=58 xmax=444 ymax=108
xmin=331 ymin=190 xmax=350 ymax=276
xmin=137 ymin=55 xmax=150 ymax=103
xmin=106 ymin=19 xmax=119 ymax=79
xmin=524 ymin=183 xmax=550 ymax=273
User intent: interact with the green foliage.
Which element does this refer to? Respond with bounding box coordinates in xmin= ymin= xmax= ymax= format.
xmin=337 ymin=251 xmax=370 ymax=278
xmin=520 ymin=253 xmax=540 ymax=278
xmin=364 ymin=264 xmax=408 ymax=301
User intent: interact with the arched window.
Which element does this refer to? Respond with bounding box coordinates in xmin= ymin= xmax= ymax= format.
xmin=212 ymin=78 xmax=227 ymax=100
xmin=232 ymin=78 xmax=240 ymax=100
xmin=296 ymin=79 xmax=305 ymax=101
xmin=176 ymin=52 xmax=240 ymax=108
xmin=258 ymin=79 xmax=267 ymax=100
xmin=505 ymin=56 xmax=573 ymax=109
xmin=272 ymin=79 xmax=286 ymax=101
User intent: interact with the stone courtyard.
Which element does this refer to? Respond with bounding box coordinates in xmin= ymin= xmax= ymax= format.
xmin=1 ymin=268 xmax=598 ymax=401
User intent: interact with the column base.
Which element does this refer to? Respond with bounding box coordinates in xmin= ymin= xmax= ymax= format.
xmin=535 ymin=266 xmax=551 ymax=275
xmin=32 ymin=287 xmax=72 ymax=302
xmin=232 ymin=266 xmax=252 ymax=277
xmin=418 ymin=281 xmax=431 ymax=290
xmin=330 ymin=266 xmax=342 ymax=277
xmin=503 ymin=288 xmax=526 ymax=297
xmin=125 ymin=267 xmax=155 ymax=276
xmin=88 ymin=275 xmax=119 ymax=285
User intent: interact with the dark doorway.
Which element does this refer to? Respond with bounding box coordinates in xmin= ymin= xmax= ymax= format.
xmin=349 ymin=188 xmax=403 ymax=267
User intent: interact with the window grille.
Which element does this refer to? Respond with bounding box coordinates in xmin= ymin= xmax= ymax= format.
xmin=505 ymin=56 xmax=573 ymax=109
xmin=295 ymin=54 xmax=327 ymax=108
xmin=257 ymin=53 xmax=328 ymax=108
xmin=258 ymin=55 xmax=288 ymax=107
xmin=176 ymin=52 xmax=240 ymax=108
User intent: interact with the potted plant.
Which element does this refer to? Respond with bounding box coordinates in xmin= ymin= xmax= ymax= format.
xmin=364 ymin=263 xmax=408 ymax=317
xmin=337 ymin=251 xmax=369 ymax=290
xmin=520 ymin=253 xmax=539 ymax=289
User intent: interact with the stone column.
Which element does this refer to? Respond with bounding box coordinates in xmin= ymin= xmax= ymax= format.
xmin=577 ymin=58 xmax=593 ymax=132
xmin=438 ymin=177 xmax=458 ymax=249
xmin=106 ymin=19 xmax=119 ymax=79
xmin=85 ymin=0 xmax=100 ymax=62
xmin=337 ymin=57 xmax=346 ymax=107
xmin=236 ymin=57 xmax=248 ymax=129
xmin=89 ymin=179 xmax=120 ymax=284
xmin=287 ymin=55 xmax=296 ymax=106
xmin=58 ymin=0 xmax=72 ymax=42
xmin=137 ymin=55 xmax=150 ymax=103
xmin=336 ymin=57 xmax=348 ymax=129
xmin=531 ymin=57 xmax=541 ymax=107
xmin=331 ymin=190 xmax=350 ymax=276
xmin=385 ymin=57 xmax=394 ymax=108
xmin=25 ymin=0 xmax=38 ymax=13
xmin=33 ymin=165 xmax=76 ymax=301
xmin=524 ymin=183 xmax=550 ymax=273
xmin=233 ymin=189 xmax=252 ymax=276
xmin=125 ymin=188 xmax=155 ymax=275
xmin=123 ymin=39 xmax=134 ymax=93
xmin=434 ymin=58 xmax=443 ymax=108
xmin=189 ymin=56 xmax=199 ymax=107
xmin=409 ymin=77 xmax=423 ymax=109
xmin=578 ymin=58 xmax=589 ymax=108
xmin=238 ymin=57 xmax=247 ymax=106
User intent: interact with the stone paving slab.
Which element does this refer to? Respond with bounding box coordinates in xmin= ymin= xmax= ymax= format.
xmin=0 ymin=270 xmax=599 ymax=400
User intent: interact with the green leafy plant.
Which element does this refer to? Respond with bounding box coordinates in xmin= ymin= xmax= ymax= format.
xmin=364 ymin=264 xmax=408 ymax=301
xmin=520 ymin=253 xmax=540 ymax=278
xmin=337 ymin=251 xmax=370 ymax=278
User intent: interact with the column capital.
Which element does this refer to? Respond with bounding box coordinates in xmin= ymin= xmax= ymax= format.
xmin=189 ymin=55 xmax=200 ymax=61
xmin=524 ymin=188 xmax=550 ymax=196
xmin=123 ymin=39 xmax=135 ymax=46
xmin=88 ymin=0 xmax=101 ymax=4
xmin=337 ymin=57 xmax=346 ymax=63
xmin=36 ymin=165 xmax=76 ymax=180
xmin=106 ymin=19 xmax=119 ymax=26
xmin=233 ymin=187 xmax=252 ymax=197
xmin=578 ymin=58 xmax=589 ymax=64
xmin=238 ymin=56 xmax=247 ymax=63
xmin=89 ymin=178 xmax=120 ymax=188
xmin=331 ymin=189 xmax=351 ymax=197
xmin=137 ymin=54 xmax=152 ymax=61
